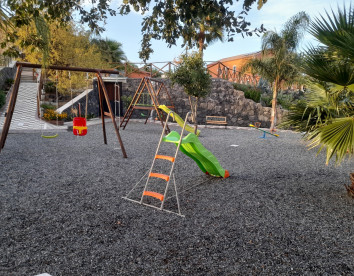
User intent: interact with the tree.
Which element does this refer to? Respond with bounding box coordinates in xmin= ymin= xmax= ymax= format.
xmin=2 ymin=0 xmax=267 ymax=61
xmin=91 ymin=38 xmax=126 ymax=64
xmin=16 ymin=21 xmax=107 ymax=94
xmin=183 ymin=13 xmax=224 ymax=55
xmin=242 ymin=11 xmax=309 ymax=131
xmin=120 ymin=0 xmax=267 ymax=61
xmin=282 ymin=5 xmax=353 ymax=193
xmin=168 ymin=52 xmax=212 ymax=134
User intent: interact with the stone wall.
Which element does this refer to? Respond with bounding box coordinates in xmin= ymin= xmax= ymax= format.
xmin=0 ymin=66 xmax=16 ymax=90
xmin=121 ymin=78 xmax=288 ymax=127
xmin=59 ymin=85 xmax=100 ymax=118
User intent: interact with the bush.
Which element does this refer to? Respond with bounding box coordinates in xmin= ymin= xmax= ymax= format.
xmin=121 ymin=95 xmax=133 ymax=109
xmin=233 ymin=83 xmax=262 ymax=102
xmin=261 ymin=95 xmax=272 ymax=107
xmin=40 ymin=103 xmax=56 ymax=110
xmin=44 ymin=81 xmax=56 ymax=94
xmin=277 ymin=94 xmax=293 ymax=110
xmin=43 ymin=109 xmax=67 ymax=121
xmin=0 ymin=90 xmax=6 ymax=109
xmin=5 ymin=78 xmax=14 ymax=86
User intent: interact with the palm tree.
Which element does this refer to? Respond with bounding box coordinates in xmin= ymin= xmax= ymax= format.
xmin=242 ymin=12 xmax=309 ymax=131
xmin=92 ymin=38 xmax=126 ymax=65
xmin=182 ymin=13 xmax=223 ymax=56
xmin=282 ymin=5 xmax=353 ymax=195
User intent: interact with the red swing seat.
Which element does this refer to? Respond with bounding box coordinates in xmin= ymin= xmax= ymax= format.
xmin=73 ymin=117 xmax=87 ymax=136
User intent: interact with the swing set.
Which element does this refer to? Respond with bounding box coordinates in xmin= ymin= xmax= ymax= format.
xmin=0 ymin=62 xmax=127 ymax=158
xmin=120 ymin=77 xmax=174 ymax=132
xmin=40 ymin=70 xmax=60 ymax=139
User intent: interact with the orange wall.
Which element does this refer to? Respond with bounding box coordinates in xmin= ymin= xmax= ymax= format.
xmin=208 ymin=52 xmax=262 ymax=78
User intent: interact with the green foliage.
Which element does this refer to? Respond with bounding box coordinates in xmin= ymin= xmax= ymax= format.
xmin=309 ymin=5 xmax=354 ymax=61
xmin=242 ymin=11 xmax=309 ymax=130
xmin=260 ymin=95 xmax=272 ymax=107
xmin=281 ymin=82 xmax=347 ymax=132
xmin=277 ymin=94 xmax=294 ymax=110
xmin=307 ymin=117 xmax=353 ymax=164
xmin=2 ymin=0 xmax=117 ymax=58
xmin=5 ymin=78 xmax=14 ymax=86
xmin=121 ymin=95 xmax=133 ymax=109
xmin=40 ymin=103 xmax=56 ymax=110
xmin=91 ymin=38 xmax=126 ymax=64
xmin=44 ymin=81 xmax=56 ymax=94
xmin=168 ymin=52 xmax=211 ymax=99
xmin=120 ymin=1 xmax=266 ymax=61
xmin=282 ymin=5 xmax=354 ymax=165
xmin=0 ymin=90 xmax=6 ymax=108
xmin=233 ymin=83 xmax=261 ymax=102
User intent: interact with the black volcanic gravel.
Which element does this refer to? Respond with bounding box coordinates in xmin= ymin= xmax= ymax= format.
xmin=0 ymin=121 xmax=353 ymax=275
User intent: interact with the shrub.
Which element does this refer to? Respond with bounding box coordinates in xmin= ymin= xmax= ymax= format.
xmin=277 ymin=94 xmax=293 ymax=110
xmin=44 ymin=81 xmax=56 ymax=94
xmin=43 ymin=109 xmax=67 ymax=121
xmin=233 ymin=83 xmax=262 ymax=102
xmin=260 ymin=95 xmax=272 ymax=107
xmin=40 ymin=103 xmax=56 ymax=110
xmin=5 ymin=78 xmax=14 ymax=86
xmin=0 ymin=90 xmax=6 ymax=109
xmin=121 ymin=95 xmax=133 ymax=109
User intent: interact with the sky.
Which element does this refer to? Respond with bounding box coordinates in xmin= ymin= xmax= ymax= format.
xmin=96 ymin=0 xmax=350 ymax=63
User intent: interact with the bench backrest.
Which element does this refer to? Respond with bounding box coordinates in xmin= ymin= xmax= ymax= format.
xmin=206 ymin=116 xmax=227 ymax=125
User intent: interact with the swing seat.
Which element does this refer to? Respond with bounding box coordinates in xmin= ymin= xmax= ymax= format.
xmin=41 ymin=134 xmax=58 ymax=139
xmin=73 ymin=117 xmax=87 ymax=136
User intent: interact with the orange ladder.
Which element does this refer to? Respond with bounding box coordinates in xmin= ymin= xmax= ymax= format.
xmin=123 ymin=111 xmax=191 ymax=217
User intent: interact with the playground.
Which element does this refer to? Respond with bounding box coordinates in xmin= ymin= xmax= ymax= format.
xmin=0 ymin=121 xmax=353 ymax=275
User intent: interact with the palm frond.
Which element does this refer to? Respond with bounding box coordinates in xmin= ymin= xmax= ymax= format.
xmin=281 ymin=11 xmax=310 ymax=51
xmin=280 ymin=81 xmax=341 ymax=132
xmin=241 ymin=58 xmax=276 ymax=83
xmin=303 ymin=46 xmax=354 ymax=87
xmin=307 ymin=117 xmax=354 ymax=164
xmin=309 ymin=5 xmax=354 ymax=60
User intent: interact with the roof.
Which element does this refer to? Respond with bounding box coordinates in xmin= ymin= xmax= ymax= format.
xmin=207 ymin=51 xmax=262 ymax=67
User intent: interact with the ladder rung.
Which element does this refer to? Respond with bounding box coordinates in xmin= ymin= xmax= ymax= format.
xmin=143 ymin=191 xmax=164 ymax=201
xmin=149 ymin=172 xmax=170 ymax=182
xmin=155 ymin=155 xmax=175 ymax=162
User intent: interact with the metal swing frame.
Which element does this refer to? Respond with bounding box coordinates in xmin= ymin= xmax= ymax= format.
xmin=0 ymin=62 xmax=127 ymax=158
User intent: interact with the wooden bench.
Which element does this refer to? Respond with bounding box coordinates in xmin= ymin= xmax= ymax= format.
xmin=205 ymin=116 xmax=227 ymax=128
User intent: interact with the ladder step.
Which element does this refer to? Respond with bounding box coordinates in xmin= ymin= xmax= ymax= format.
xmin=155 ymin=155 xmax=175 ymax=162
xmin=149 ymin=172 xmax=170 ymax=182
xmin=143 ymin=191 xmax=164 ymax=201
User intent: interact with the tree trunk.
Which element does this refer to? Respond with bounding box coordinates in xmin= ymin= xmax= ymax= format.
xmin=194 ymin=97 xmax=199 ymax=135
xmin=198 ymin=28 xmax=205 ymax=55
xmin=270 ymin=80 xmax=279 ymax=132
xmin=188 ymin=96 xmax=199 ymax=135
xmin=188 ymin=96 xmax=195 ymax=122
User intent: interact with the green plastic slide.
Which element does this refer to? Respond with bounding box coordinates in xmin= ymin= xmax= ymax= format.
xmin=159 ymin=105 xmax=201 ymax=136
xmin=163 ymin=131 xmax=229 ymax=178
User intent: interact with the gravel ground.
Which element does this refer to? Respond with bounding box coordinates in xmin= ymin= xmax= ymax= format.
xmin=0 ymin=121 xmax=353 ymax=276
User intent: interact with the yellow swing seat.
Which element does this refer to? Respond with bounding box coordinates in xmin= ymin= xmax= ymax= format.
xmin=41 ymin=134 xmax=59 ymax=139
xmin=73 ymin=125 xmax=87 ymax=135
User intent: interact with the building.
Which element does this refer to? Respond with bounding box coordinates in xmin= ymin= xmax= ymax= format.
xmin=207 ymin=51 xmax=262 ymax=85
